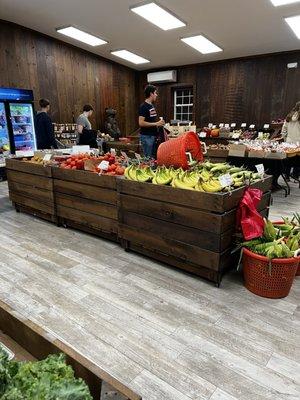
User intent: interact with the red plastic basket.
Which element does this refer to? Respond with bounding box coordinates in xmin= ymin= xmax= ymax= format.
xmin=242 ymin=247 xmax=299 ymax=298
xmin=157 ymin=132 xmax=203 ymax=169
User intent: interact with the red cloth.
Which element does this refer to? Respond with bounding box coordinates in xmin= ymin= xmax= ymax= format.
xmin=237 ymin=188 xmax=264 ymax=240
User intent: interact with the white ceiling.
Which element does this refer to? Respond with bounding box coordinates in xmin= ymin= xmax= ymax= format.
xmin=0 ymin=0 xmax=300 ymax=70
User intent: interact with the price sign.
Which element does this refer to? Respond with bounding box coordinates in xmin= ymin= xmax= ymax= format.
xmin=199 ymin=131 xmax=207 ymax=138
xmin=135 ymin=153 xmax=142 ymax=164
xmin=219 ymin=173 xmax=233 ymax=188
xmin=219 ymin=123 xmax=224 ymax=128
xmin=98 ymin=160 xmax=109 ymax=171
xmin=256 ymin=164 xmax=265 ymax=176
xmin=208 ymin=123 xmax=213 ymax=128
xmin=224 ymin=124 xmax=230 ymax=129
xmin=72 ymin=145 xmax=90 ymax=154
xmin=212 ymin=125 xmax=217 ymax=129
xmin=231 ymin=123 xmax=236 ymax=128
xmin=263 ymin=124 xmax=270 ymax=129
xmin=110 ymin=148 xmax=116 ymax=156
xmin=249 ymin=124 xmax=255 ymax=129
xmin=241 ymin=123 xmax=247 ymax=128
xmin=43 ymin=154 xmax=52 ymax=162
xmin=121 ymin=151 xmax=129 ymax=164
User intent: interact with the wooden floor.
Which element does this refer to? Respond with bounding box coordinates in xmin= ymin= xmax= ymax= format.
xmin=0 ymin=180 xmax=299 ymax=400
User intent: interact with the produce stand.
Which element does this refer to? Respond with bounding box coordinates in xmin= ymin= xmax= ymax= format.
xmin=53 ymin=168 xmax=119 ymax=241
xmin=117 ymin=177 xmax=272 ymax=286
xmin=6 ymin=158 xmax=56 ymax=223
xmin=6 ymin=158 xmax=272 ymax=285
xmin=0 ymin=299 xmax=141 ymax=400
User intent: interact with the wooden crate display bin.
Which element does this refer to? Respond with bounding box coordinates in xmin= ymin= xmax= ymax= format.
xmin=6 ymin=158 xmax=56 ymax=223
xmin=117 ymin=176 xmax=272 ymax=285
xmin=52 ymin=168 xmax=118 ymax=240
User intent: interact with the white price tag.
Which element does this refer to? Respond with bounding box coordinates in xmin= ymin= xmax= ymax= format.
xmin=199 ymin=131 xmax=207 ymax=138
xmin=208 ymin=123 xmax=213 ymax=128
xmin=241 ymin=123 xmax=247 ymax=128
xmin=219 ymin=173 xmax=233 ymax=188
xmin=224 ymin=124 xmax=230 ymax=128
xmin=110 ymin=148 xmax=116 ymax=156
xmin=249 ymin=124 xmax=255 ymax=129
xmin=263 ymin=124 xmax=270 ymax=129
xmin=135 ymin=152 xmax=142 ymax=161
xmin=98 ymin=160 xmax=109 ymax=171
xmin=43 ymin=154 xmax=52 ymax=162
xmin=219 ymin=123 xmax=224 ymax=128
xmin=256 ymin=164 xmax=265 ymax=176
xmin=231 ymin=123 xmax=236 ymax=128
xmin=212 ymin=125 xmax=217 ymax=129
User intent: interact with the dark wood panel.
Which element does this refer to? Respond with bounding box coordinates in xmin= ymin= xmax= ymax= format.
xmin=7 ymin=170 xmax=53 ymax=190
xmin=55 ymin=192 xmax=117 ymax=220
xmin=120 ymin=211 xmax=233 ymax=252
xmin=54 ymin=179 xmax=117 ymax=205
xmin=10 ymin=192 xmax=54 ymax=214
xmin=56 ymin=205 xmax=117 ymax=234
xmin=0 ymin=20 xmax=139 ymax=135
xmin=52 ymin=168 xmax=117 ymax=189
xmin=138 ymin=51 xmax=300 ymax=127
xmin=119 ymin=224 xmax=231 ymax=271
xmin=8 ymin=181 xmax=54 ymax=202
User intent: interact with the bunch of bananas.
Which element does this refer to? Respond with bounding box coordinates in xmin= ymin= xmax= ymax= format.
xmin=242 ymin=217 xmax=300 ymax=260
xmin=124 ymin=162 xmax=263 ymax=193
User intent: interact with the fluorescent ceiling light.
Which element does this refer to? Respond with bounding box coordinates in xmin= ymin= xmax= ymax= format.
xmin=56 ymin=26 xmax=107 ymax=46
xmin=285 ymin=15 xmax=300 ymax=38
xmin=131 ymin=2 xmax=186 ymax=31
xmin=111 ymin=50 xmax=150 ymax=64
xmin=270 ymin=0 xmax=300 ymax=6
xmin=181 ymin=35 xmax=222 ymax=54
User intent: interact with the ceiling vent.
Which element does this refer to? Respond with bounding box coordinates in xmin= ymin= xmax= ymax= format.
xmin=147 ymin=70 xmax=177 ymax=84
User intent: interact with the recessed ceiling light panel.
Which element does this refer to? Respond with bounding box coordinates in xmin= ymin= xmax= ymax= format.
xmin=56 ymin=26 xmax=107 ymax=46
xmin=111 ymin=50 xmax=150 ymax=64
xmin=270 ymin=0 xmax=300 ymax=6
xmin=131 ymin=2 xmax=186 ymax=30
xmin=285 ymin=15 xmax=300 ymax=39
xmin=181 ymin=35 xmax=223 ymax=54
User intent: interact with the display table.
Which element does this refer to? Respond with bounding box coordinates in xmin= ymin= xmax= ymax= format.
xmin=6 ymin=158 xmax=272 ymax=285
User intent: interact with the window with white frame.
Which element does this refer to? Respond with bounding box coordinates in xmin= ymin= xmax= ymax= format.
xmin=174 ymin=88 xmax=193 ymax=122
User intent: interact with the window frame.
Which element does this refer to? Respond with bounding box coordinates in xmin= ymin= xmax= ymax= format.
xmin=173 ymin=87 xmax=194 ymax=122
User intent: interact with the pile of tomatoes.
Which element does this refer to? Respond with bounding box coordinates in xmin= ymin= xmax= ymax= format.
xmin=59 ymin=152 xmax=125 ymax=176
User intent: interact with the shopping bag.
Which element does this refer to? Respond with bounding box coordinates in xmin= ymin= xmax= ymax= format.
xmin=236 ymin=188 xmax=264 ymax=240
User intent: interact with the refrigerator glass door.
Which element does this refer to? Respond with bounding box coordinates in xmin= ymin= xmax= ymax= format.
xmin=0 ymin=102 xmax=10 ymax=154
xmin=9 ymin=102 xmax=37 ymax=153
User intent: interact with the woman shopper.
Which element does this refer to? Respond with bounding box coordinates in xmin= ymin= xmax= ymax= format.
xmin=76 ymin=104 xmax=97 ymax=148
xmin=281 ymin=101 xmax=300 ymax=180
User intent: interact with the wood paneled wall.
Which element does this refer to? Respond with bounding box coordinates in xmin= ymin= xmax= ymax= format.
xmin=0 ymin=20 xmax=139 ymax=135
xmin=138 ymin=51 xmax=300 ymax=127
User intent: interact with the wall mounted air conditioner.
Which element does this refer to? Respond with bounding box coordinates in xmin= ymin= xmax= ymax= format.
xmin=147 ymin=70 xmax=177 ymax=84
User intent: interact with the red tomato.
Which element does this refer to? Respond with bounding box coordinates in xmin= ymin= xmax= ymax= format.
xmin=71 ymin=166 xmax=77 ymax=170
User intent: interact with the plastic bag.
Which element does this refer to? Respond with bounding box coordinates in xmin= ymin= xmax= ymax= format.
xmin=237 ymin=188 xmax=264 ymax=240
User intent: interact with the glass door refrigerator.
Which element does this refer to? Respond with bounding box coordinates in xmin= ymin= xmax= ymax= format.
xmin=0 ymin=87 xmax=37 ymax=156
xmin=8 ymin=102 xmax=37 ymax=154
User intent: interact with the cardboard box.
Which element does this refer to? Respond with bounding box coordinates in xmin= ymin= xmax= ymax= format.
xmin=248 ymin=150 xmax=266 ymax=158
xmin=265 ymin=151 xmax=286 ymax=159
xmin=228 ymin=144 xmax=247 ymax=157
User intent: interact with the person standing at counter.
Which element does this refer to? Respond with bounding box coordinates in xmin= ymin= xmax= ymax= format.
xmin=35 ymin=99 xmax=57 ymax=149
xmin=138 ymin=85 xmax=165 ymax=158
xmin=281 ymin=101 xmax=300 ymax=179
xmin=76 ymin=104 xmax=97 ymax=148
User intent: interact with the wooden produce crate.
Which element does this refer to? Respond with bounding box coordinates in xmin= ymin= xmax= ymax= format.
xmin=6 ymin=158 xmax=56 ymax=223
xmin=52 ymin=168 xmax=118 ymax=241
xmin=0 ymin=300 xmax=141 ymax=400
xmin=117 ymin=177 xmax=272 ymax=285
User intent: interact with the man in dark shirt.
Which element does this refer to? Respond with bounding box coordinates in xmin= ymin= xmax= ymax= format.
xmin=139 ymin=85 xmax=165 ymax=158
xmin=35 ymin=98 xmax=57 ymax=149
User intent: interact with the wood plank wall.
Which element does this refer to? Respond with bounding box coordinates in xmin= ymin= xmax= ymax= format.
xmin=0 ymin=20 xmax=139 ymax=135
xmin=137 ymin=51 xmax=300 ymax=127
